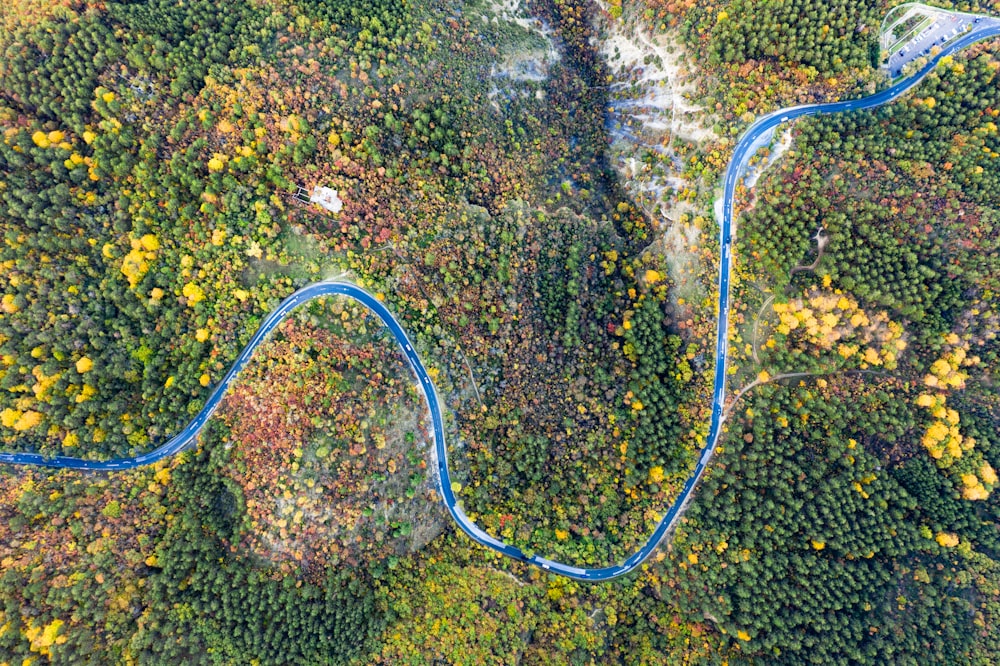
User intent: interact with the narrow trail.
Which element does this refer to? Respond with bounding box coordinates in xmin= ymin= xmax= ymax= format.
xmin=725 ymin=369 xmax=897 ymax=421
xmin=751 ymin=294 xmax=775 ymax=365
xmin=789 ymin=226 xmax=829 ymax=276
xmin=1 ymin=23 xmax=998 ymax=582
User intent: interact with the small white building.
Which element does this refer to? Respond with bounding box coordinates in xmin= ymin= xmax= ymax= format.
xmin=296 ymin=186 xmax=343 ymax=213
xmin=309 ymin=186 xmax=343 ymax=213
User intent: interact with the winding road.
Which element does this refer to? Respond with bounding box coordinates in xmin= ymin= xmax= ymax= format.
xmin=2 ymin=22 xmax=999 ymax=582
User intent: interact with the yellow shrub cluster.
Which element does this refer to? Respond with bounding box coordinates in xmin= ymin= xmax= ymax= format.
xmin=31 ymin=125 xmax=103 ymax=179
xmin=914 ymin=393 xmax=970 ymax=464
xmin=1 ymin=293 xmax=19 ymax=313
xmin=0 ymin=408 xmax=42 ymax=431
xmin=852 ymin=466 xmax=877 ymax=499
xmin=922 ymin=336 xmax=977 ymax=389
xmin=935 ymin=532 xmax=959 ymax=548
xmin=207 ymin=154 xmax=228 ymax=172
xmin=62 ymin=151 xmax=97 ymax=181
xmin=24 ymin=617 xmax=66 ymax=656
xmin=960 ymin=469 xmax=994 ymax=501
xmin=72 ymin=384 xmax=97 ymax=403
xmin=772 ymin=288 xmax=905 ymax=369
xmin=30 ymin=129 xmax=72 ymax=151
xmin=120 ymin=234 xmax=160 ymax=288
xmin=915 ymin=332 xmax=995 ymax=500
xmin=0 ymin=408 xmax=18 ymax=428
xmin=182 ymin=282 xmax=206 ymax=305
xmin=31 ymin=366 xmax=61 ymax=400
xmin=120 ymin=248 xmax=147 ymax=287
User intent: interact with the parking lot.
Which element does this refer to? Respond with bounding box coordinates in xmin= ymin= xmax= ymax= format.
xmin=885 ymin=11 xmax=974 ymax=77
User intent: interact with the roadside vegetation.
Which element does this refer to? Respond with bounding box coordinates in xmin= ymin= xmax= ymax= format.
xmin=714 ymin=22 xmax=1000 ymax=665
xmin=0 ymin=0 xmax=998 ymax=663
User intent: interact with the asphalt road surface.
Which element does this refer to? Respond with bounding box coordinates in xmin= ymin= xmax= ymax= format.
xmin=886 ymin=11 xmax=999 ymax=76
xmin=2 ymin=23 xmax=999 ymax=581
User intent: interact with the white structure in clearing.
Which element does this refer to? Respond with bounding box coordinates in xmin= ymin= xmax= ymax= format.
xmin=309 ymin=186 xmax=343 ymax=213
xmin=295 ymin=186 xmax=343 ymax=213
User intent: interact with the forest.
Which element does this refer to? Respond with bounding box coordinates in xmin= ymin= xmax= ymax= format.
xmin=719 ymin=15 xmax=1000 ymax=664
xmin=0 ymin=0 xmax=999 ymax=663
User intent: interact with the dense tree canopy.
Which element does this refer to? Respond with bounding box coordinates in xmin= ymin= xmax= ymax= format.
xmin=0 ymin=0 xmax=998 ymax=663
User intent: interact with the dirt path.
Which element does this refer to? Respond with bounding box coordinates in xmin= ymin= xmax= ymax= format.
xmin=789 ymin=226 xmax=829 ymax=277
xmin=751 ymin=294 xmax=775 ymax=366
xmin=725 ymin=369 xmax=895 ymax=420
